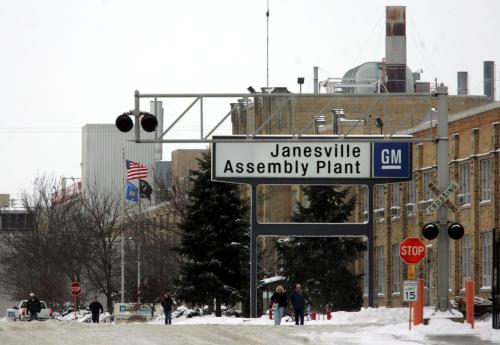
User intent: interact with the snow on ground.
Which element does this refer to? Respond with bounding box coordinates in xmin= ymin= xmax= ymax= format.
xmin=1 ymin=307 xmax=499 ymax=345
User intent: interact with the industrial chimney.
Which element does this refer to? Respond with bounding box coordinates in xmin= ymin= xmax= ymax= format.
xmin=385 ymin=6 xmax=406 ymax=93
xmin=457 ymin=72 xmax=468 ymax=95
xmin=484 ymin=61 xmax=496 ymax=102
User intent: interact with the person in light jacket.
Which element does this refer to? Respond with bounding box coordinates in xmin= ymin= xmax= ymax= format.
xmin=270 ymin=285 xmax=287 ymax=325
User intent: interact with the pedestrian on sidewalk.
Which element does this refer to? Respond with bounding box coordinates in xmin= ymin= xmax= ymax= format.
xmin=290 ymin=283 xmax=310 ymax=325
xmin=26 ymin=292 xmax=41 ymax=321
xmin=161 ymin=293 xmax=174 ymax=325
xmin=88 ymin=297 xmax=104 ymax=323
xmin=270 ymin=285 xmax=287 ymax=325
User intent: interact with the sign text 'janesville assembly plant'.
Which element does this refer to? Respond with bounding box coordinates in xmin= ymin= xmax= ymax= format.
xmin=212 ymin=137 xmax=412 ymax=181
xmin=216 ymin=142 xmax=371 ymax=178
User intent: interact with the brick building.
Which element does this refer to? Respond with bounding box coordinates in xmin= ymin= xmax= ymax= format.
xmin=362 ymin=101 xmax=500 ymax=307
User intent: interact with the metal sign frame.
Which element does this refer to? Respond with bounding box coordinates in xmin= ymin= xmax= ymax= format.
xmin=212 ymin=135 xmax=413 ymax=317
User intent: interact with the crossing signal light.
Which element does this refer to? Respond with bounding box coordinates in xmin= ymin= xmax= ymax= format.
xmin=115 ymin=114 xmax=133 ymax=132
xmin=140 ymin=113 xmax=158 ymax=132
xmin=422 ymin=223 xmax=439 ymax=240
xmin=115 ymin=112 xmax=158 ymax=133
xmin=422 ymin=222 xmax=465 ymax=240
xmin=448 ymin=222 xmax=464 ymax=240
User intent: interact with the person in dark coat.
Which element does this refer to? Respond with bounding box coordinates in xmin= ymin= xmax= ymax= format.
xmin=270 ymin=285 xmax=287 ymax=325
xmin=88 ymin=298 xmax=104 ymax=323
xmin=26 ymin=292 xmax=41 ymax=321
xmin=160 ymin=293 xmax=174 ymax=325
xmin=290 ymin=283 xmax=310 ymax=325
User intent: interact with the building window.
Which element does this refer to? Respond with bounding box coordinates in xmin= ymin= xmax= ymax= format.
xmin=362 ymin=186 xmax=369 ymax=222
xmin=374 ymin=185 xmax=385 ymax=220
xmin=363 ymin=251 xmax=369 ymax=295
xmin=480 ymin=160 xmax=491 ymax=202
xmin=481 ymin=231 xmax=492 ymax=288
xmin=423 ymin=170 xmax=433 ymax=201
xmin=462 ymin=235 xmax=472 ymax=286
xmin=390 ymin=184 xmax=400 ymax=218
xmin=459 ymin=163 xmax=471 ymax=205
xmin=406 ymin=178 xmax=416 ymax=214
xmin=449 ymin=247 xmax=453 ymax=291
xmin=392 ymin=245 xmax=400 ymax=293
xmin=376 ymin=246 xmax=385 ymax=295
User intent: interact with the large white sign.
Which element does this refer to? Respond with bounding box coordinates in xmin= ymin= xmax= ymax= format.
xmin=214 ymin=142 xmax=371 ymax=179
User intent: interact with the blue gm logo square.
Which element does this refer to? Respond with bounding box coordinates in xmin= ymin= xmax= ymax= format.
xmin=120 ymin=305 xmax=126 ymax=312
xmin=373 ymin=142 xmax=411 ymax=178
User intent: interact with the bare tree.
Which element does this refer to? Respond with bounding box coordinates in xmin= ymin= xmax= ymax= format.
xmin=0 ymin=175 xmax=72 ymax=305
xmin=75 ymin=186 xmax=124 ymax=311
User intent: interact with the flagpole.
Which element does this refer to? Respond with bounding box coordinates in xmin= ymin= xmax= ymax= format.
xmin=137 ymin=176 xmax=141 ymax=304
xmin=121 ymin=147 xmax=125 ymax=304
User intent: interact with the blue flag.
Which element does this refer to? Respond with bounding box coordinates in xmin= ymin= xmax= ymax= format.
xmin=126 ymin=182 xmax=139 ymax=202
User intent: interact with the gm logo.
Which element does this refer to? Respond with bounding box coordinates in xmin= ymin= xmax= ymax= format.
xmin=373 ymin=142 xmax=411 ymax=178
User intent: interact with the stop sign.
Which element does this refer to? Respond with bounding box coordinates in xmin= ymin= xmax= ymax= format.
xmin=399 ymin=237 xmax=426 ymax=264
xmin=70 ymin=282 xmax=81 ymax=297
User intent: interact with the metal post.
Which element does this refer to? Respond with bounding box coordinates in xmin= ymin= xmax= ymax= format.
xmin=368 ymin=184 xmax=375 ymax=307
xmin=250 ymin=185 xmax=258 ymax=318
xmin=134 ymin=90 xmax=141 ymax=143
xmin=332 ymin=110 xmax=339 ymax=135
xmin=314 ymin=66 xmax=319 ymax=94
xmin=436 ymin=84 xmax=450 ymax=312
xmin=137 ymin=184 xmax=142 ymax=304
xmin=121 ymin=147 xmax=126 ymax=303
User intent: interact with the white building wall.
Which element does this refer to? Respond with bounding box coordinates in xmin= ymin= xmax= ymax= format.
xmin=81 ymin=124 xmax=156 ymax=195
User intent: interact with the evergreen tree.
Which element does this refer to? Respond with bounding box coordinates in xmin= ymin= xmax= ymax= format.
xmin=175 ymin=151 xmax=249 ymax=316
xmin=275 ymin=185 xmax=366 ymax=311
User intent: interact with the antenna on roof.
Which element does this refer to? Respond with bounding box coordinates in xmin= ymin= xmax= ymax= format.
xmin=266 ymin=0 xmax=270 ymax=88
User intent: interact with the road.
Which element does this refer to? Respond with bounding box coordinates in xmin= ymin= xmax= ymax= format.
xmin=0 ymin=320 xmax=496 ymax=345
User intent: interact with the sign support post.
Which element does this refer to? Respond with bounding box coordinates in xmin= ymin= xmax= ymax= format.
xmin=436 ymin=84 xmax=450 ymax=312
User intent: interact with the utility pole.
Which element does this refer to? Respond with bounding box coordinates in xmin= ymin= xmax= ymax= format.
xmin=436 ymin=83 xmax=450 ymax=312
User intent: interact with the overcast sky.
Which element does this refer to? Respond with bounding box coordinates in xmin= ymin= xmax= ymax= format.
xmin=1 ymin=0 xmax=499 ymax=198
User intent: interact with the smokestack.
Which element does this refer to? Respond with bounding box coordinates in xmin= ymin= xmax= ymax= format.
xmin=385 ymin=6 xmax=406 ymax=93
xmin=484 ymin=61 xmax=496 ymax=102
xmin=457 ymin=72 xmax=468 ymax=95
xmin=313 ymin=66 xmax=319 ymax=94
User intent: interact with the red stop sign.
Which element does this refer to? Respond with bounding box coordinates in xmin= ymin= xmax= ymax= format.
xmin=70 ymin=282 xmax=81 ymax=297
xmin=399 ymin=237 xmax=426 ymax=264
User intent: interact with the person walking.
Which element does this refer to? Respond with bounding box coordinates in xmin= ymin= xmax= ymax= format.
xmin=160 ymin=293 xmax=174 ymax=325
xmin=26 ymin=292 xmax=41 ymax=321
xmin=290 ymin=283 xmax=310 ymax=325
xmin=270 ymin=285 xmax=287 ymax=325
xmin=88 ymin=298 xmax=104 ymax=323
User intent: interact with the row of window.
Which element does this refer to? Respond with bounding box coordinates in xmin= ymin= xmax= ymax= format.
xmin=364 ymin=158 xmax=492 ymax=219
xmin=363 ymin=231 xmax=493 ymax=295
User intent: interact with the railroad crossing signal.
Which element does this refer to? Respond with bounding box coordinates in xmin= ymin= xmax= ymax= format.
xmin=425 ymin=181 xmax=459 ymax=215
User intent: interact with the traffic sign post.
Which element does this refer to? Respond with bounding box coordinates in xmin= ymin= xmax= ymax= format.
xmin=400 ymin=238 xmax=426 ymax=265
xmin=404 ymin=280 xmax=418 ymax=330
xmin=70 ymin=282 xmax=81 ymax=321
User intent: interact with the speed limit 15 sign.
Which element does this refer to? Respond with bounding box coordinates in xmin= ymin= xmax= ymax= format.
xmin=403 ymin=280 xmax=418 ymax=302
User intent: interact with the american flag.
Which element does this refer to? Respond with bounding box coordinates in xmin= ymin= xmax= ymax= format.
xmin=126 ymin=160 xmax=148 ymax=180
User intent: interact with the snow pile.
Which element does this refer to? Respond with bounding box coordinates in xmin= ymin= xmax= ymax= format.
xmin=148 ymin=305 xmax=202 ymax=324
xmin=56 ymin=310 xmax=111 ymax=323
